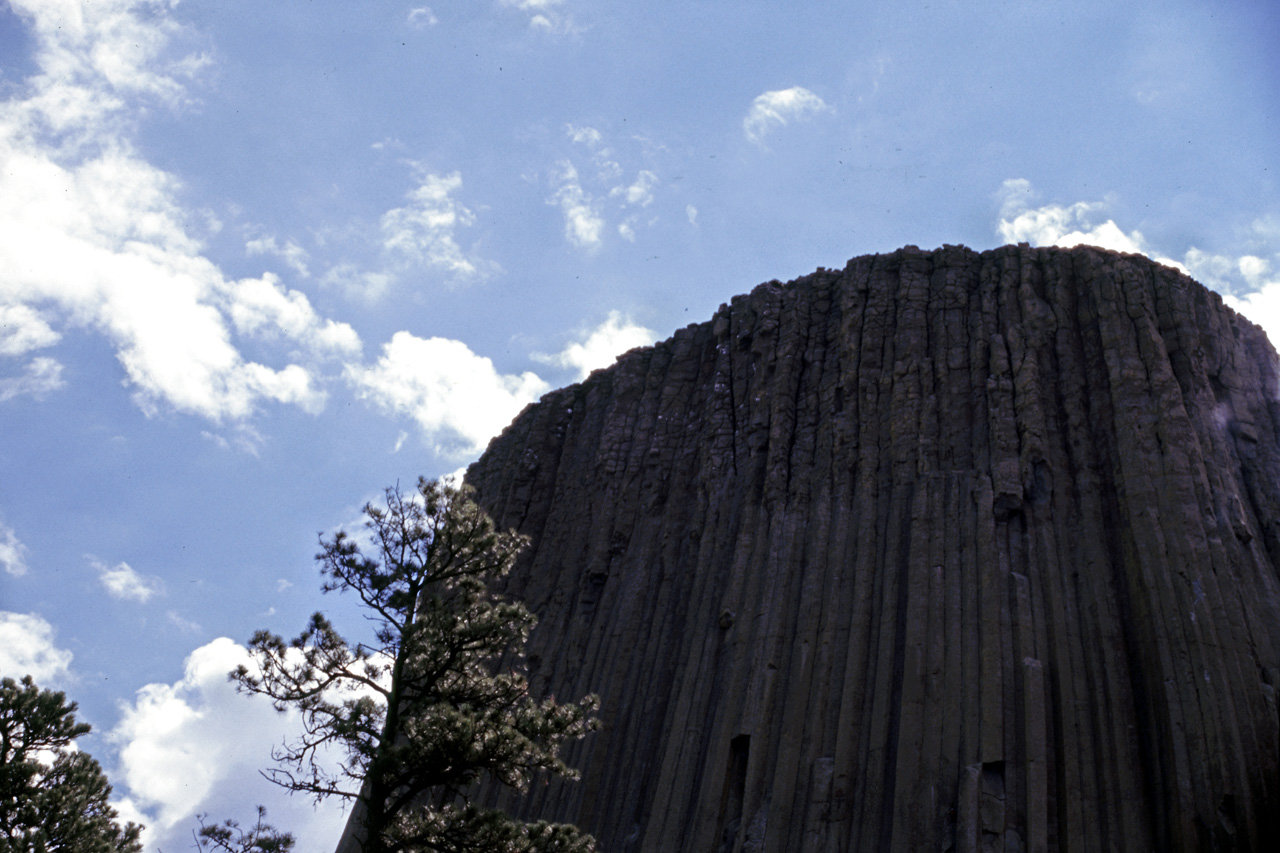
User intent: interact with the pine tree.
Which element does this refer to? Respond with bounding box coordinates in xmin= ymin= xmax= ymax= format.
xmin=0 ymin=675 xmax=143 ymax=853
xmin=234 ymin=477 xmax=599 ymax=853
xmin=194 ymin=806 xmax=294 ymax=853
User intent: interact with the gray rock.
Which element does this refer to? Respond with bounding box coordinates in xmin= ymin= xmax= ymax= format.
xmin=466 ymin=244 xmax=1280 ymax=852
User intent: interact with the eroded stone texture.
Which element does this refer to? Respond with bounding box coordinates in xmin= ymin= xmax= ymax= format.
xmin=466 ymin=244 xmax=1280 ymax=852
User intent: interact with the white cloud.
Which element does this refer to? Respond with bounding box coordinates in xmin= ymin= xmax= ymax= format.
xmin=566 ymin=124 xmax=602 ymax=147
xmin=503 ymin=0 xmax=563 ymax=10
xmin=348 ymin=332 xmax=550 ymax=456
xmin=0 ymin=522 xmax=30 ymax=577
xmin=993 ymin=179 xmax=1186 ymax=272
xmin=166 ymin=610 xmax=201 ymax=633
xmin=743 ymin=86 xmax=832 ymax=148
xmin=0 ymin=357 xmax=65 ymax=402
xmin=6 ymin=0 xmax=204 ymax=135
xmin=501 ymin=0 xmax=574 ymax=33
xmin=199 ymin=422 xmax=265 ymax=455
xmin=223 ymin=273 xmax=361 ymax=357
xmin=534 ymin=311 xmax=657 ymax=380
xmin=565 ymin=123 xmax=621 ymax=181
xmin=548 ymin=161 xmax=605 ymax=250
xmin=0 ymin=611 xmax=73 ymax=684
xmin=93 ymin=558 xmax=162 ymax=603
xmin=552 ymin=127 xmax=662 ymax=244
xmin=995 ymin=179 xmax=1151 ymax=256
xmin=994 ymin=182 xmax=1280 ymax=351
xmin=686 ymin=205 xmax=698 ymax=226
xmin=380 ymin=171 xmax=494 ymax=281
xmin=406 ymin=7 xmax=438 ymax=28
xmin=610 ymin=170 xmax=657 ymax=208
xmin=0 ymin=304 xmax=61 ymax=356
xmin=245 ymin=236 xmax=310 ymax=278
xmin=109 ymin=638 xmax=349 ymax=853
xmin=321 ymin=263 xmax=394 ymax=302
xmin=0 ymin=0 xmax=346 ymax=423
xmin=1193 ymin=251 xmax=1280 ymax=349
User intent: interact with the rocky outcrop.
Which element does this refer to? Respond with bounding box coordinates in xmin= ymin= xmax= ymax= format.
xmin=466 ymin=244 xmax=1280 ymax=852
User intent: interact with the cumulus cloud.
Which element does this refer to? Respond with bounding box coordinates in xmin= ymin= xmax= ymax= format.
xmin=109 ymin=638 xmax=349 ymax=853
xmin=548 ymin=161 xmax=605 ymax=250
xmin=994 ymin=181 xmax=1280 ymax=350
xmin=0 ymin=357 xmax=65 ymax=403
xmin=994 ymin=179 xmax=1160 ymax=257
xmin=534 ymin=311 xmax=658 ymax=380
xmin=348 ymin=332 xmax=550 ymax=456
xmin=1189 ymin=249 xmax=1280 ymax=348
xmin=0 ymin=522 xmax=30 ymax=577
xmin=0 ymin=611 xmax=73 ymax=684
xmin=993 ymin=179 xmax=1190 ymax=278
xmin=92 ymin=558 xmax=162 ymax=603
xmin=380 ymin=171 xmax=494 ymax=281
xmin=223 ymin=274 xmax=360 ymax=357
xmin=743 ymin=86 xmax=832 ymax=148
xmin=0 ymin=0 xmax=352 ymax=423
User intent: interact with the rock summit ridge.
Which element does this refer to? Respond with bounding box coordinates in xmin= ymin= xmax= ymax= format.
xmin=466 ymin=243 xmax=1280 ymax=852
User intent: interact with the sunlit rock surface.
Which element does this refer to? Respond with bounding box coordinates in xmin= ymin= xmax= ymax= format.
xmin=467 ymin=244 xmax=1280 ymax=852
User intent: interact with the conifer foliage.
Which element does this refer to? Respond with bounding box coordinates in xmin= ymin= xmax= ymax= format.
xmin=194 ymin=806 xmax=294 ymax=853
xmin=0 ymin=675 xmax=143 ymax=853
xmin=234 ymin=477 xmax=599 ymax=853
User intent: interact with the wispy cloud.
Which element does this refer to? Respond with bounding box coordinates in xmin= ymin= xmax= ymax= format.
xmin=347 ymin=332 xmax=550 ymax=456
xmin=245 ymin=236 xmax=310 ymax=278
xmin=380 ymin=170 xmax=494 ymax=281
xmin=0 ymin=611 xmax=73 ymax=684
xmin=534 ymin=311 xmax=657 ymax=380
xmin=501 ymin=0 xmax=576 ymax=33
xmin=0 ymin=522 xmax=30 ymax=577
xmin=549 ymin=125 xmax=664 ymax=249
xmin=93 ymin=558 xmax=163 ymax=602
xmin=610 ymin=170 xmax=658 ymax=208
xmin=743 ymin=86 xmax=832 ymax=148
xmin=166 ymin=610 xmax=201 ymax=633
xmin=566 ymin=124 xmax=602 ymax=147
xmin=0 ymin=357 xmax=64 ymax=403
xmin=406 ymin=7 xmax=438 ymax=29
xmin=549 ymin=161 xmax=606 ymax=250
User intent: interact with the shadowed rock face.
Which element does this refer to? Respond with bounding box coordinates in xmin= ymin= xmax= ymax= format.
xmin=466 ymin=244 xmax=1280 ymax=852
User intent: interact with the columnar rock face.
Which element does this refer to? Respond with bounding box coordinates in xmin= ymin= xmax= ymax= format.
xmin=466 ymin=244 xmax=1280 ymax=852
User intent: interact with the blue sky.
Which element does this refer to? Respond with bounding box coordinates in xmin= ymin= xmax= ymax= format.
xmin=0 ymin=0 xmax=1277 ymax=849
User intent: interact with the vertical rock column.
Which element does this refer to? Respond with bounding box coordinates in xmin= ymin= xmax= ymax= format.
xmin=467 ymin=244 xmax=1280 ymax=852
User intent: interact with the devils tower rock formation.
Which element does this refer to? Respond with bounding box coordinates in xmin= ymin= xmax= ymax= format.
xmin=465 ymin=244 xmax=1280 ymax=852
